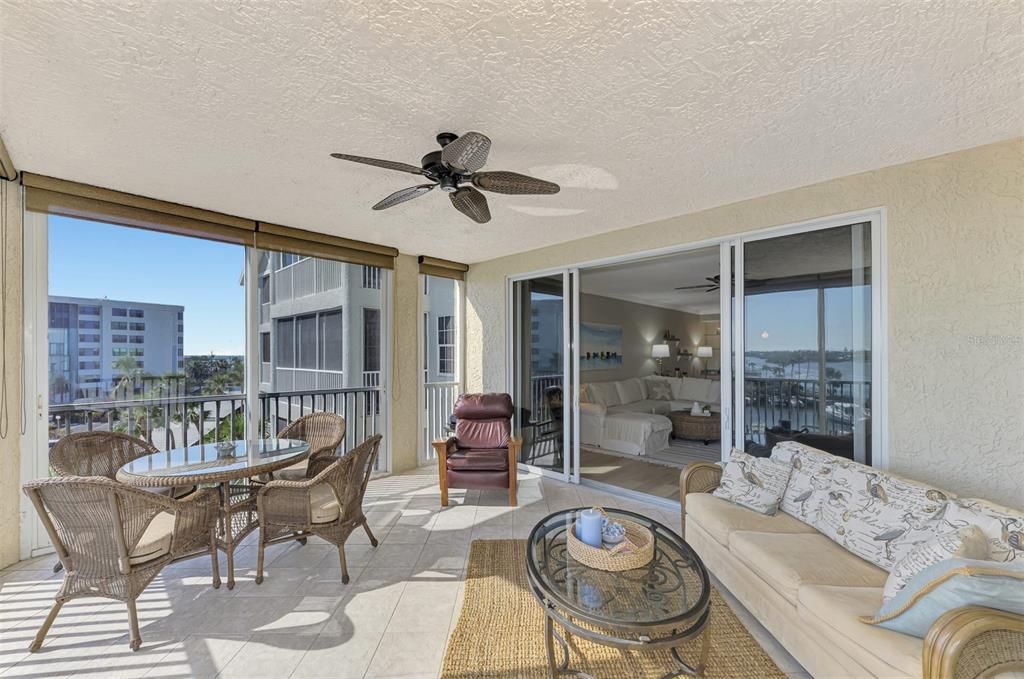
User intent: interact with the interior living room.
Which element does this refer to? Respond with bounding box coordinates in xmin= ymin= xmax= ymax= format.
xmin=575 ymin=247 xmax=726 ymax=501
xmin=1 ymin=3 xmax=1022 ymax=679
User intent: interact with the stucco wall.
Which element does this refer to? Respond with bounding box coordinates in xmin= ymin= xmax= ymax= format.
xmin=388 ymin=253 xmax=420 ymax=474
xmin=0 ymin=182 xmax=23 ymax=569
xmin=579 ymin=293 xmax=703 ymax=383
xmin=465 ymin=138 xmax=1024 ymax=508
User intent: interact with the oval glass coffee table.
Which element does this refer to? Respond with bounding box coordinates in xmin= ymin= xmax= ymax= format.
xmin=117 ymin=438 xmax=310 ymax=589
xmin=526 ymin=508 xmax=711 ymax=678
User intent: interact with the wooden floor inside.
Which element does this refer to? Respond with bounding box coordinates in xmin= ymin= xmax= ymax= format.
xmin=580 ymin=442 xmax=720 ymax=502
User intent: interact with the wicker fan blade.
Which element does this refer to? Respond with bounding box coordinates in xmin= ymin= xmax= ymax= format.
xmin=372 ymin=184 xmax=435 ymax=210
xmin=471 ymin=171 xmax=560 ymax=195
xmin=449 ymin=186 xmax=491 ymax=224
xmin=330 ymin=153 xmax=426 ymax=175
xmin=440 ymin=132 xmax=491 ymax=173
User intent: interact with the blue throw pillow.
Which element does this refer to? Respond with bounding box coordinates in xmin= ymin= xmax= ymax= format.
xmin=861 ymin=558 xmax=1024 ymax=638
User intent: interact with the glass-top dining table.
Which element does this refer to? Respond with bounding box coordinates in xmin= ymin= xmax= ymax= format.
xmin=117 ymin=438 xmax=310 ymax=589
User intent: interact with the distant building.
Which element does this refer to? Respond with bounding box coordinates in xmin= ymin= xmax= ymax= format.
xmin=48 ymin=296 xmax=184 ymax=403
xmin=422 ymin=275 xmax=458 ymax=384
xmin=257 ymin=254 xmax=384 ymax=393
xmin=256 ymin=254 xmax=457 ymax=393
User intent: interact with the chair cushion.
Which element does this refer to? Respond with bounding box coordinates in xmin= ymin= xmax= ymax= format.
xmin=309 ymin=483 xmax=340 ymax=523
xmin=684 ymin=493 xmax=817 ymax=547
xmin=729 ymin=531 xmax=888 ymax=605
xmin=446 ymin=448 xmax=509 ymax=472
xmin=453 ymin=392 xmax=513 ymax=419
xmin=455 ymin=418 xmax=510 ymax=449
xmin=142 ymin=485 xmax=196 ymax=499
xmin=129 ymin=511 xmax=175 ymax=565
xmin=798 ymin=584 xmax=921 ymax=677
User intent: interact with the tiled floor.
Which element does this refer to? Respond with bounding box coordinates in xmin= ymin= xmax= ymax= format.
xmin=0 ymin=465 xmax=808 ymax=678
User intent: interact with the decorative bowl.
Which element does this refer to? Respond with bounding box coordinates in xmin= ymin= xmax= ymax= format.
xmin=602 ymin=521 xmax=627 ymax=545
xmin=214 ymin=441 xmax=236 ymax=455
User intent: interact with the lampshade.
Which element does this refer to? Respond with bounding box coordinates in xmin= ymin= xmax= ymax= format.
xmin=652 ymin=343 xmax=671 ymax=359
xmin=697 ymin=346 xmax=713 ymax=358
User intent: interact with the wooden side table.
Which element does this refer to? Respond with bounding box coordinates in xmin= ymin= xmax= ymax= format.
xmin=670 ymin=411 xmax=721 ymax=445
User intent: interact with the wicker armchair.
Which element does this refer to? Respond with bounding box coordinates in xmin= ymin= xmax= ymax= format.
xmin=23 ymin=476 xmax=220 ymax=652
xmin=271 ymin=413 xmax=347 ymax=481
xmin=678 ymin=462 xmax=1024 ymax=679
xmin=50 ymin=431 xmax=194 ymax=497
xmin=256 ymin=434 xmax=381 ymax=585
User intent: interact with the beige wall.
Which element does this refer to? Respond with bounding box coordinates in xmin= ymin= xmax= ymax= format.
xmin=389 ymin=253 xmax=420 ymax=474
xmin=579 ymin=293 xmax=703 ymax=383
xmin=466 ymin=138 xmax=1024 ymax=508
xmin=0 ymin=183 xmax=24 ymax=569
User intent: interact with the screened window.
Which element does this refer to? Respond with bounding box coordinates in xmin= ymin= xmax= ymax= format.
xmin=112 ymin=307 xmax=127 ymax=317
xmin=129 ymin=309 xmax=144 ymax=318
xmin=79 ymin=305 xmax=101 ymax=315
xmin=296 ymin=314 xmax=317 ymax=370
xmin=319 ymin=311 xmax=343 ymax=371
xmin=363 ymin=308 xmax=380 ymax=373
xmin=111 ymin=321 xmax=128 ymax=330
xmin=78 ymin=320 xmax=100 ymax=329
xmin=260 ymin=332 xmax=270 ymax=363
xmin=130 ymin=322 xmax=145 ymax=331
xmin=276 ymin=318 xmax=295 ymax=368
xmin=438 ymin=315 xmax=455 ymax=375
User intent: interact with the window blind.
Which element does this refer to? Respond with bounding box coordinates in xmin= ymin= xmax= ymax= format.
xmin=418 ymin=255 xmax=468 ymax=281
xmin=22 ymin=173 xmax=400 ymax=269
xmin=255 ymin=222 xmax=397 ymax=270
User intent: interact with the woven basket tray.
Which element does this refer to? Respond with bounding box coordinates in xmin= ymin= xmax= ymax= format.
xmin=567 ymin=516 xmax=654 ymax=572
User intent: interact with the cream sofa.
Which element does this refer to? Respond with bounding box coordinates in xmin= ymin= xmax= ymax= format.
xmin=680 ymin=447 xmax=1024 ymax=679
xmin=580 ymin=376 xmax=721 ymax=455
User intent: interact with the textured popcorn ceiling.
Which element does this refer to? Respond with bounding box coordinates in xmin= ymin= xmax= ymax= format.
xmin=0 ymin=1 xmax=1021 ymax=263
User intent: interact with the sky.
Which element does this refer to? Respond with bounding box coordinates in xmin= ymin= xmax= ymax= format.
xmin=48 ymin=216 xmax=246 ymax=355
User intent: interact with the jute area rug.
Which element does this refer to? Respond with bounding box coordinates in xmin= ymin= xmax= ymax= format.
xmin=441 ymin=540 xmax=785 ymax=678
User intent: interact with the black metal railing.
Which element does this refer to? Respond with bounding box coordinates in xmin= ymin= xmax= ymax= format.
xmin=48 ymin=386 xmax=385 ymax=464
xmin=743 ymin=377 xmax=870 ymax=443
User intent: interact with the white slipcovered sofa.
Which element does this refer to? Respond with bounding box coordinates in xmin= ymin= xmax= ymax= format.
xmin=680 ymin=442 xmax=1024 ymax=678
xmin=580 ymin=375 xmax=721 ymax=455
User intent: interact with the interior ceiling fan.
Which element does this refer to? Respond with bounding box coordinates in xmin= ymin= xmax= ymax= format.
xmin=675 ymin=274 xmax=765 ymax=293
xmin=675 ymin=275 xmax=723 ymax=293
xmin=330 ymin=131 xmax=560 ymax=224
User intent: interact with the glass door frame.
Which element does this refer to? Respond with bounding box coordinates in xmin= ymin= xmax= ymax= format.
xmin=728 ymin=208 xmax=888 ymax=468
xmin=506 ymin=267 xmax=580 ymax=484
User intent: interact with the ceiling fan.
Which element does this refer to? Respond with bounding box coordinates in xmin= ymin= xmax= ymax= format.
xmin=675 ymin=275 xmax=722 ymax=293
xmin=330 ymin=131 xmax=560 ymax=224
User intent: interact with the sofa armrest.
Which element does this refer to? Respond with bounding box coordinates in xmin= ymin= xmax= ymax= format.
xmin=679 ymin=462 xmax=723 ymax=537
xmin=923 ymin=606 xmax=1024 ymax=679
xmin=579 ymin=402 xmax=607 ymax=418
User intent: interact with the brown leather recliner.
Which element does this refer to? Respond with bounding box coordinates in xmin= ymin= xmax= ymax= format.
xmin=433 ymin=393 xmax=521 ymax=507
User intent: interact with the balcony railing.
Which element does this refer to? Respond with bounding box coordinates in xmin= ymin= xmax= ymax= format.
xmin=273 ymin=257 xmax=348 ymax=303
xmin=48 ymin=385 xmax=384 ymax=469
xmin=274 ymin=367 xmax=345 ymax=391
xmin=527 ymin=373 xmax=563 ymax=424
xmin=423 ymin=381 xmax=459 ymax=460
xmin=743 ymin=376 xmax=870 ymax=444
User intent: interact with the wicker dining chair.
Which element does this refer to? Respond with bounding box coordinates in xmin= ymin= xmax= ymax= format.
xmin=22 ymin=476 xmax=220 ymax=651
xmin=271 ymin=412 xmax=347 ymax=481
xmin=50 ymin=431 xmax=194 ymax=497
xmin=256 ymin=434 xmax=382 ymax=585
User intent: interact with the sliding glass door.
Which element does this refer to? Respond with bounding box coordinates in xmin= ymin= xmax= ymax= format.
xmin=733 ymin=219 xmax=877 ymax=465
xmin=510 ymin=269 xmax=579 ymax=482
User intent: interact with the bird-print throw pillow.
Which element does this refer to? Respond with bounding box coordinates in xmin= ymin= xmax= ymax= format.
xmin=770 ymin=441 xmax=841 ymax=526
xmin=882 ymin=525 xmax=991 ymax=601
xmin=939 ymin=498 xmax=1024 ymax=563
xmin=713 ymin=449 xmax=793 ymax=516
xmin=817 ymin=461 xmax=952 ymax=570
